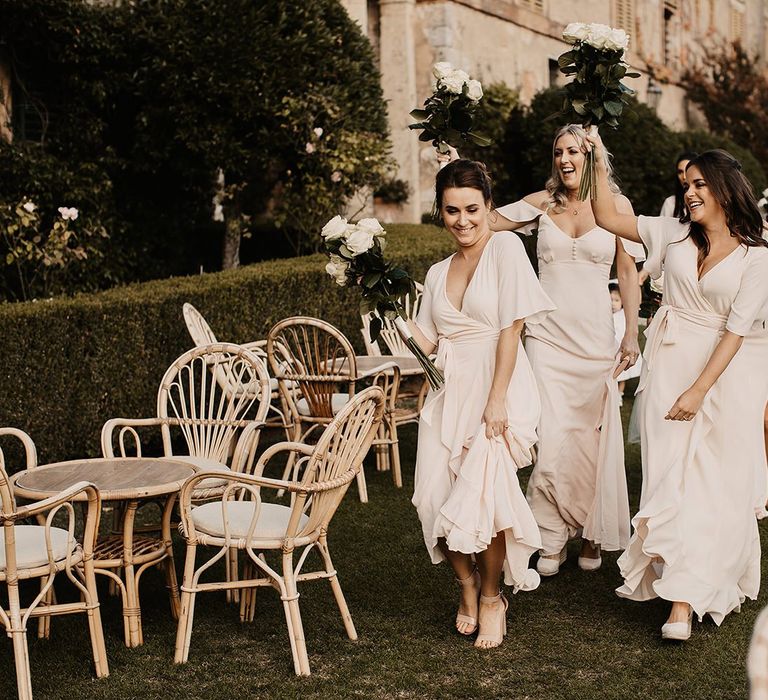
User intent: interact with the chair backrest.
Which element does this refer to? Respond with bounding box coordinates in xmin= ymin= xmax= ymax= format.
xmin=0 ymin=449 xmax=16 ymax=515
xmin=267 ymin=317 xmax=357 ymax=419
xmin=298 ymin=385 xmax=385 ymax=534
xmin=360 ymin=282 xmax=424 ymax=356
xmin=157 ymin=343 xmax=271 ymax=464
xmin=183 ymin=302 xmax=219 ymax=346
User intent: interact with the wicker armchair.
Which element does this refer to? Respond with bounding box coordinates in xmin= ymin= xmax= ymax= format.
xmin=182 ymin=303 xmax=293 ymax=440
xmin=267 ymin=317 xmax=400 ymax=502
xmin=174 ymin=386 xmax=385 ymax=676
xmin=101 ymin=343 xmax=271 ymax=498
xmin=0 ymin=428 xmax=108 ymax=699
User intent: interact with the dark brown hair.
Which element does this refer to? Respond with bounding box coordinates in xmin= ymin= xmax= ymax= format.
xmin=434 ymin=159 xmax=494 ymax=220
xmin=680 ymin=149 xmax=768 ymax=264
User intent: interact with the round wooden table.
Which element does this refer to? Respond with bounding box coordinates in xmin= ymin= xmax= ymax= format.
xmin=13 ymin=457 xmax=196 ymax=648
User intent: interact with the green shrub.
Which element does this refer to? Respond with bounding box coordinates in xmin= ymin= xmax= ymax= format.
xmin=0 ymin=224 xmax=451 ymax=467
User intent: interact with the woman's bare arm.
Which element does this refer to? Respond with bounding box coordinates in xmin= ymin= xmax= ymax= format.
xmin=614 ymin=196 xmax=641 ymax=367
xmin=483 ymin=319 xmax=524 ymax=437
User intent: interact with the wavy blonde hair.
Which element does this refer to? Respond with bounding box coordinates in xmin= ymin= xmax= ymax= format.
xmin=545 ymin=124 xmax=621 ymax=212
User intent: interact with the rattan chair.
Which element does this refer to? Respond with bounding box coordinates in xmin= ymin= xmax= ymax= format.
xmin=0 ymin=428 xmax=108 ymax=699
xmin=182 ymin=303 xmax=293 ymax=440
xmin=267 ymin=317 xmax=400 ymax=502
xmin=174 ymin=386 xmax=385 ymax=676
xmin=101 ymin=343 xmax=271 ymax=498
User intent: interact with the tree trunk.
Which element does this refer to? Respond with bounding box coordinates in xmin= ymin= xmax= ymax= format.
xmin=222 ymin=201 xmax=242 ymax=270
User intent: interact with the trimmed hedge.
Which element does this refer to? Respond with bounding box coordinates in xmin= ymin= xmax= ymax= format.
xmin=0 ymin=224 xmax=450 ymax=466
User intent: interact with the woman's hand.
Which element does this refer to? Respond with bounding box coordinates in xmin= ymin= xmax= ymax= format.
xmin=665 ymin=385 xmax=706 ymax=421
xmin=436 ymin=145 xmax=460 ymax=169
xmin=583 ymin=127 xmax=607 ymax=164
xmin=482 ymin=397 xmax=507 ymax=439
xmin=618 ymin=333 xmax=640 ymax=369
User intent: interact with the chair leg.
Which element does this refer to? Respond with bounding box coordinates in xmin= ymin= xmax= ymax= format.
xmin=388 ymin=416 xmax=402 ymax=489
xmin=355 ymin=466 xmax=369 ymax=504
xmin=174 ymin=543 xmax=198 ymax=664
xmin=282 ymin=553 xmax=310 ymax=676
xmin=37 ymin=577 xmax=54 ymax=639
xmin=318 ymin=539 xmax=357 ymax=641
xmin=226 ymin=547 xmax=240 ymax=605
xmin=82 ymin=560 xmax=110 ymax=678
xmin=162 ymin=495 xmax=183 ymax=620
xmin=8 ymin=584 xmax=33 ymax=700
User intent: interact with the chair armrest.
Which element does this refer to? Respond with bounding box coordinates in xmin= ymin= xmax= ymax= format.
xmin=101 ymin=417 xmax=165 ymax=457
xmin=357 ymin=360 xmax=398 ymax=379
xmin=0 ymin=427 xmax=38 ymax=469
xmin=252 ymin=441 xmax=314 ymax=479
xmin=11 ymin=481 xmax=100 ymax=521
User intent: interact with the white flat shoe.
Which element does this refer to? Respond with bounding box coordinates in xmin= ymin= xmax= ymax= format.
xmin=661 ymin=609 xmax=693 ymax=641
xmin=577 ymin=555 xmax=602 ymax=571
xmin=536 ymin=548 xmax=567 ymax=577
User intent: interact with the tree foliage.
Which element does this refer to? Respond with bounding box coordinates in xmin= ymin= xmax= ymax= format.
xmin=683 ymin=41 xmax=768 ymax=169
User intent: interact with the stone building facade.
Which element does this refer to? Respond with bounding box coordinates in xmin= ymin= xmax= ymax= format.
xmin=341 ymin=0 xmax=768 ymax=221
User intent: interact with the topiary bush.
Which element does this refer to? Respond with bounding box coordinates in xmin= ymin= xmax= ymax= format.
xmin=0 ymin=224 xmax=452 ymax=466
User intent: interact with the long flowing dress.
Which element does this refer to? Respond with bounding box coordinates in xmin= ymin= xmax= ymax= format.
xmin=616 ymin=216 xmax=768 ymax=624
xmin=412 ymin=231 xmax=555 ymax=592
xmin=495 ymin=201 xmax=645 ymax=555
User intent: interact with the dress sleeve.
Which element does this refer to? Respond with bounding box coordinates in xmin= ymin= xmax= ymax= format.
xmin=726 ymin=248 xmax=768 ymax=336
xmin=618 ymin=237 xmax=646 ymax=262
xmin=494 ymin=233 xmax=556 ymax=329
xmin=494 ymin=199 xmax=544 ymax=237
xmin=636 ymin=215 xmax=689 ymax=279
xmin=414 ymin=264 xmax=439 ymax=344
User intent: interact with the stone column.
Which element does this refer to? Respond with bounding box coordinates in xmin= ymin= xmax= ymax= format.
xmin=379 ymin=0 xmax=421 ymax=222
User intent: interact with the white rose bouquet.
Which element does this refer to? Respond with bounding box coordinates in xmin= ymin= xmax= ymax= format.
xmin=556 ymin=22 xmax=640 ymax=200
xmin=409 ymin=62 xmax=491 ymax=155
xmin=757 ymin=188 xmax=768 ymax=220
xmin=322 ymin=215 xmax=444 ymax=389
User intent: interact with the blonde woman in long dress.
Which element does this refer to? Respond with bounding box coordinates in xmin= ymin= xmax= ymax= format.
xmin=488 ymin=125 xmax=644 ymax=576
xmin=587 ymin=136 xmax=768 ymax=640
xmin=407 ymin=159 xmax=555 ymax=648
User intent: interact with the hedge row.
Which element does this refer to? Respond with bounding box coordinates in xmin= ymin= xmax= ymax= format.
xmin=0 ymin=224 xmax=451 ymax=466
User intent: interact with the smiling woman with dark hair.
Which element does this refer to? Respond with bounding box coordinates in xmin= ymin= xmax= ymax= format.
xmin=403 ymin=158 xmax=555 ymax=649
xmin=587 ymin=135 xmax=768 ymax=642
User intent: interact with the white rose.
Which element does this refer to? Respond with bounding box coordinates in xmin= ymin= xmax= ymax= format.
xmin=22 ymin=201 xmax=36 ymax=213
xmin=58 ymin=206 xmax=79 ymax=221
xmin=330 ymin=170 xmax=342 ymax=183
xmin=305 ymin=142 xmax=315 ymax=154
xmin=345 ymin=226 xmax=376 ymax=256
xmin=321 ymin=215 xmax=348 ymax=241
xmin=762 ymin=188 xmax=768 ymax=198
xmin=585 ymin=23 xmax=613 ymax=50
xmin=313 ymin=127 xmax=323 ymax=138
xmin=213 ymin=203 xmax=224 ymax=222
xmin=563 ymin=22 xmax=589 ymax=43
xmin=607 ymin=28 xmax=629 ymax=51
xmin=325 ymin=255 xmax=350 ymax=286
xmin=466 ymin=79 xmax=483 ymax=101
xmin=356 ymin=217 xmax=385 ymax=239
xmin=432 ymin=62 xmax=453 ymax=80
xmin=440 ymin=68 xmax=469 ymax=95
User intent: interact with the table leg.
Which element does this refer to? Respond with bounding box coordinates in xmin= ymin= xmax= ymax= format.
xmin=121 ymin=500 xmax=142 ymax=647
xmin=162 ymin=493 xmax=182 ymax=620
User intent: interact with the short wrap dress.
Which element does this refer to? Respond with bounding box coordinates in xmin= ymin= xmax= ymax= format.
xmin=496 ymin=201 xmax=645 ymax=555
xmin=412 ymin=232 xmax=555 ymax=591
xmin=616 ymin=216 xmax=768 ymax=624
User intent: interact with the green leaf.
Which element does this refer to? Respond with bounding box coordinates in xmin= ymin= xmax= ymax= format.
xmin=369 ymin=315 xmax=382 ymax=342
xmin=363 ymin=271 xmax=382 ymax=288
xmin=604 ymin=100 xmax=623 ymax=116
xmin=557 ymin=51 xmax=575 ymax=67
xmin=409 ymin=109 xmax=429 ymax=120
xmin=465 ymin=132 xmax=492 ymax=147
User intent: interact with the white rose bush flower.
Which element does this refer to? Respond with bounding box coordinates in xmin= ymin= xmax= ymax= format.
xmin=409 ymin=62 xmax=491 ymax=156
xmin=321 ymin=214 xmax=444 ymax=388
xmin=758 ymin=188 xmax=768 ymax=220
xmin=557 ymin=22 xmax=640 ymax=200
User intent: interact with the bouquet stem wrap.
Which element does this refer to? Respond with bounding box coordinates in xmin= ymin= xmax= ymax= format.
xmin=393 ymin=317 xmax=444 ymax=391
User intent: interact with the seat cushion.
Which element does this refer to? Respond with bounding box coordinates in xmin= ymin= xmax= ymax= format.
xmin=177 ymin=456 xmax=230 ymax=490
xmin=296 ymin=393 xmax=349 ymax=417
xmin=191 ymin=501 xmax=309 ymax=539
xmin=0 ymin=525 xmax=77 ymax=571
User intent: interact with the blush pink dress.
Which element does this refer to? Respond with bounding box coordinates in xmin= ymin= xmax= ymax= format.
xmin=412 ymin=232 xmax=555 ymax=591
xmin=495 ymin=201 xmax=645 ymax=556
xmin=616 ymin=216 xmax=768 ymax=624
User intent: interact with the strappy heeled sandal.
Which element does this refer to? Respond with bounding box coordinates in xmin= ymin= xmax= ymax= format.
xmin=474 ymin=592 xmax=508 ymax=649
xmin=455 ymin=567 xmax=481 ymax=635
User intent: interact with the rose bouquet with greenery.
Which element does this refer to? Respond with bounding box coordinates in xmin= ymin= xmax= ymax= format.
xmin=556 ymin=22 xmax=640 ymax=200
xmin=322 ymin=215 xmax=444 ymax=389
xmin=409 ymin=62 xmax=491 ymax=155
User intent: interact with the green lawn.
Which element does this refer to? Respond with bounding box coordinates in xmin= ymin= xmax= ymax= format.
xmin=2 ymin=392 xmax=764 ymax=699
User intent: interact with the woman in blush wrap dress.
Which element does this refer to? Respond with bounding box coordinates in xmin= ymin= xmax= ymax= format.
xmin=490 ymin=124 xmax=645 ymax=576
xmin=407 ymin=159 xmax=555 ymax=649
xmin=588 ymin=137 xmax=768 ymax=640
